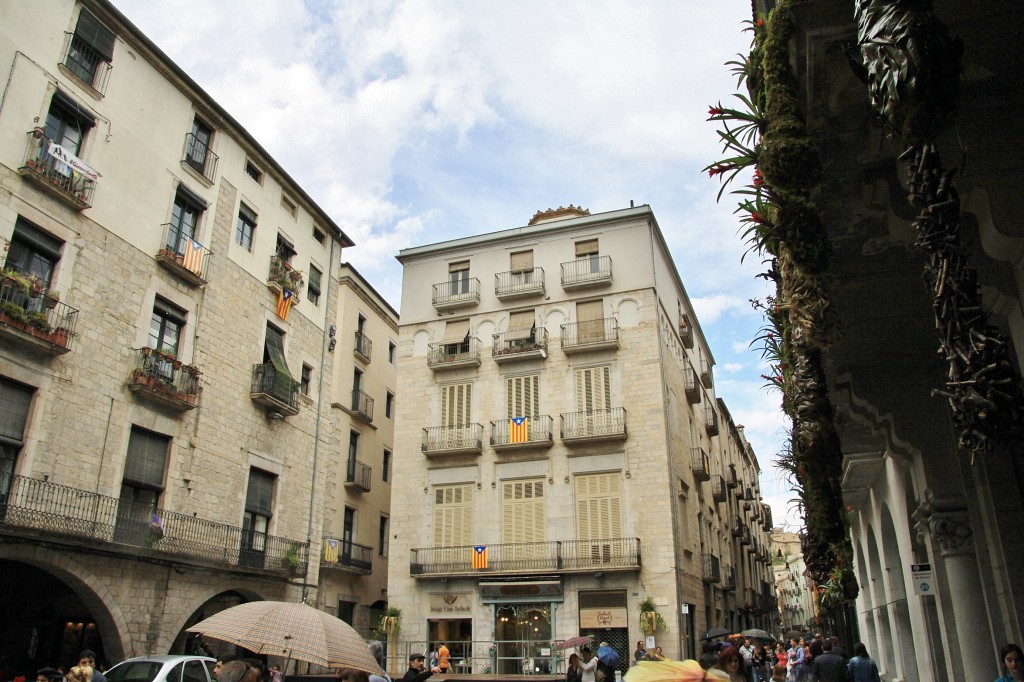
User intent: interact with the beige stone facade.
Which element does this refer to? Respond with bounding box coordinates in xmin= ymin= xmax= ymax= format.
xmin=388 ymin=206 xmax=774 ymax=673
xmin=0 ymin=0 xmax=382 ymax=672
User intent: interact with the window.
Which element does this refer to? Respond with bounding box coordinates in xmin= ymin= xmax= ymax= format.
xmin=242 ymin=468 xmax=275 ymax=562
xmin=116 ymin=427 xmax=169 ymax=544
xmin=281 ymin=194 xmax=297 ymax=219
xmin=388 ymin=341 xmax=396 ymax=364
xmin=343 ymin=506 xmax=356 ymax=553
xmin=440 ymin=319 xmax=470 ymax=356
xmin=575 ymin=366 xmax=611 ymax=412
xmin=385 ymin=391 xmax=394 ymax=419
xmin=449 ymin=260 xmax=470 ymax=294
xmin=0 ymin=378 xmax=35 ymax=479
xmin=167 ymin=185 xmax=206 ymax=255
xmin=337 ymin=600 xmax=355 ymax=625
xmin=307 ymin=265 xmax=322 ymax=305
xmin=244 ymin=160 xmax=263 ymax=184
xmin=276 ymin=233 xmax=296 ymax=263
xmin=44 ymin=92 xmax=95 ymax=156
xmin=185 ymin=116 xmax=213 ymax=176
xmin=262 ymin=323 xmax=295 ymax=401
xmin=382 ymin=448 xmax=391 ymax=482
xmin=300 ymin=363 xmax=312 ymax=395
xmin=502 ymin=479 xmax=546 ymax=544
xmin=379 ymin=515 xmax=389 ymax=556
xmin=575 ymin=238 xmax=600 ymax=272
xmin=64 ymin=9 xmax=114 ymax=90
xmin=149 ymin=297 xmax=186 ymax=356
xmin=504 ymin=309 xmax=536 ymax=346
xmin=433 ymin=484 xmax=473 ymax=547
xmin=510 ymin=250 xmax=534 ymax=284
xmin=347 ymin=431 xmax=360 ymax=480
xmin=576 ymin=299 xmax=604 ymax=343
xmin=4 ymin=218 xmax=62 ymax=288
xmin=575 ymin=473 xmax=623 ymax=561
xmin=440 ymin=382 xmax=472 ymax=426
xmin=236 ymin=203 xmax=257 ymax=251
xmin=506 ymin=374 xmax=539 ymax=418
xmin=313 ymin=227 xmax=326 ymax=245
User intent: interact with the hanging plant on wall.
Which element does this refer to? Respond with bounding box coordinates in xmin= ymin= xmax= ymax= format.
xmin=379 ymin=606 xmax=402 ymax=636
xmin=638 ymin=598 xmax=667 ymax=635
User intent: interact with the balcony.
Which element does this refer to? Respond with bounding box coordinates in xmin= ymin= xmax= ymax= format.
xmin=679 ymin=314 xmax=694 ymax=349
xmin=684 ymin=367 xmax=702 ymax=404
xmin=702 ymin=553 xmax=721 ymax=584
xmin=705 ymin=405 xmax=719 ymax=436
xmin=739 ymin=525 xmax=752 ymax=546
xmin=495 ymin=268 xmax=545 ymax=300
xmin=156 ymin=223 xmax=211 ymax=286
xmin=722 ymin=566 xmax=737 ymax=591
xmin=19 ymin=130 xmax=97 ymax=210
xmin=182 ymin=132 xmax=219 ymax=183
xmin=690 ymin=447 xmax=710 ymax=482
xmin=711 ymin=475 xmax=727 ymax=503
xmin=727 ymin=465 xmax=739 ymax=489
xmin=422 ymin=424 xmax=483 ymax=456
xmin=0 ymin=472 xmax=308 ymax=574
xmin=561 ymin=256 xmax=613 ymax=290
xmin=762 ymin=504 xmax=774 ymax=531
xmin=432 ymin=278 xmax=481 ymax=311
xmin=743 ymin=487 xmax=755 ymax=508
xmin=320 ymin=537 xmax=372 ymax=574
xmin=560 ymin=318 xmax=619 ymax=354
xmin=354 ymin=330 xmax=372 ymax=362
xmin=410 ymin=537 xmax=641 ymax=579
xmin=492 ymin=328 xmax=548 ymax=364
xmin=250 ymin=363 xmax=300 ymax=416
xmin=127 ymin=347 xmax=200 ymax=412
xmin=427 ymin=338 xmax=482 ymax=371
xmin=560 ymin=408 xmax=627 ymax=443
xmin=267 ymin=256 xmax=304 ymax=302
xmin=344 ymin=459 xmax=372 ymax=493
xmin=0 ymin=273 xmax=78 ymax=355
xmin=350 ymin=389 xmax=374 ymax=423
xmin=700 ymin=360 xmax=714 ymax=389
xmin=490 ymin=415 xmax=554 ymax=451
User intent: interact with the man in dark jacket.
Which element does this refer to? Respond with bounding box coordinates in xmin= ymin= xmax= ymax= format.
xmin=402 ymin=654 xmax=433 ymax=682
xmin=812 ymin=640 xmax=848 ymax=682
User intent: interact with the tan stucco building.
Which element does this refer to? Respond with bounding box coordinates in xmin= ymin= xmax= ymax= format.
xmin=388 ymin=205 xmax=775 ymax=673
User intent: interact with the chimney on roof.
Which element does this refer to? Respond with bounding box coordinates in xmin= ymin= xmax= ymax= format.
xmin=528 ymin=204 xmax=591 ymax=225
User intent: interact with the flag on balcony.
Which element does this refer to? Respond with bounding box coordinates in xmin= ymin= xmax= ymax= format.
xmin=276 ymin=289 xmax=294 ymax=321
xmin=323 ymin=538 xmax=340 ymax=562
xmin=182 ymin=237 xmax=204 ymax=276
xmin=472 ymin=545 xmax=488 ymax=569
xmin=509 ymin=416 xmax=529 ymax=443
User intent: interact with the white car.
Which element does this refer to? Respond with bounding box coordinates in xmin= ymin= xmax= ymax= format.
xmin=105 ymin=655 xmax=217 ymax=682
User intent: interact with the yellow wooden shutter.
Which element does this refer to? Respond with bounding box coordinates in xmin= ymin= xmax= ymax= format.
xmin=510 ymin=250 xmax=533 ymax=272
xmin=441 ymin=383 xmax=472 ymax=426
xmin=434 ymin=484 xmax=473 ymax=546
xmin=502 ymin=479 xmax=546 ymax=546
xmin=507 ymin=375 xmax=539 ymax=417
xmin=575 ymin=367 xmax=610 ymax=412
xmin=575 ymin=473 xmax=622 ymax=562
xmin=575 ymin=239 xmax=598 ymax=257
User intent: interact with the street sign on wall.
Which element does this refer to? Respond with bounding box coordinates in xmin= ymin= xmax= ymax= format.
xmin=911 ymin=563 xmax=933 ymax=596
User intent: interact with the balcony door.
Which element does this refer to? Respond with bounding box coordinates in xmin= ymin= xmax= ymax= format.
xmin=115 ymin=427 xmax=168 ymax=546
xmin=167 ymin=185 xmax=205 ymax=255
xmin=575 ymin=365 xmax=611 ymax=432
xmin=449 ymin=261 xmax=470 ymax=296
xmin=240 ymin=468 xmax=275 ymax=568
xmin=440 ymin=382 xmax=472 ymax=446
xmin=0 ymin=379 xmax=34 ymax=521
xmin=342 ymin=507 xmax=355 ymax=563
xmin=574 ymin=473 xmax=622 ymax=565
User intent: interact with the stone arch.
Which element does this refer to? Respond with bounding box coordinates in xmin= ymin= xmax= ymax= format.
xmin=0 ymin=546 xmax=131 ymax=663
xmin=880 ymin=502 xmax=917 ymax=682
xmin=852 ymin=529 xmax=877 ymax=657
xmin=865 ymin=524 xmax=896 ymax=678
xmin=615 ymin=298 xmax=641 ymax=327
xmin=163 ymin=586 xmax=267 ymax=655
xmin=412 ymin=329 xmax=430 ymax=356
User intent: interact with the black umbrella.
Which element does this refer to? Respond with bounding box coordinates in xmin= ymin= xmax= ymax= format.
xmin=742 ymin=629 xmax=776 ymax=643
xmin=701 ymin=627 xmax=731 ymax=641
xmin=782 ymin=630 xmax=802 ymax=642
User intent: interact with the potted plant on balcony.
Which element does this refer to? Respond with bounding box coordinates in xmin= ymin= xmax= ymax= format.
xmin=44 ymin=289 xmax=60 ymax=309
xmin=27 ymin=311 xmax=51 ymax=335
xmin=0 ymin=301 xmax=29 ymax=327
xmin=379 ymin=607 xmax=401 ymax=637
xmin=284 ymin=543 xmax=303 ymax=573
xmin=638 ymin=598 xmax=666 ymax=635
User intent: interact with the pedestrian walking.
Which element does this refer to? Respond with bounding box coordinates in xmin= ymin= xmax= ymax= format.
xmin=996 ymin=644 xmax=1024 ymax=682
xmin=846 ymin=643 xmax=880 ymax=682
xmin=812 ymin=639 xmax=848 ymax=682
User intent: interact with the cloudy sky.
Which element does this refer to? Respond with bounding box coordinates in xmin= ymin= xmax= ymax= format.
xmin=111 ymin=0 xmax=799 ymax=529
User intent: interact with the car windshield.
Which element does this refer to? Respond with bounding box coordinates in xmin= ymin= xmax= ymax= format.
xmin=106 ymin=663 xmax=163 ymax=682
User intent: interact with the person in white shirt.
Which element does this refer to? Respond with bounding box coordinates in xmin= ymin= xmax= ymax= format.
xmin=580 ymin=648 xmax=599 ymax=682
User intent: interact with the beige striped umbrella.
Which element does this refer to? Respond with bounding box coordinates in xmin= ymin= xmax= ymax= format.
xmin=186 ymin=601 xmax=383 ymax=675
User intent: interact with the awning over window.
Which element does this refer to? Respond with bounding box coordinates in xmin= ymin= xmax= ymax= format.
xmin=265 ymin=329 xmax=295 ymax=400
xmin=0 ymin=379 xmax=33 ymax=448
xmin=504 ymin=310 xmax=535 ymax=342
xmin=441 ymin=319 xmax=470 ymax=344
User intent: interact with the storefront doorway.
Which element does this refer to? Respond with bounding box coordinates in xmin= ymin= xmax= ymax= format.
xmin=427 ymin=618 xmax=472 ymax=673
xmin=494 ymin=604 xmax=553 ymax=675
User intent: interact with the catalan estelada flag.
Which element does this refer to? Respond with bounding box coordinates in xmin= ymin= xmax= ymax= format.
xmin=509 ymin=416 xmax=529 ymax=443
xmin=472 ymin=545 xmax=488 ymax=569
xmin=276 ymin=288 xmax=294 ymax=321
xmin=182 ymin=237 xmax=204 ymax=276
xmin=323 ymin=538 xmax=340 ymax=563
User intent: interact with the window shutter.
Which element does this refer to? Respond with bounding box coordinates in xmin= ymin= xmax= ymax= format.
xmin=575 ymin=239 xmax=599 ymax=257
xmin=434 ymin=484 xmax=473 ymax=545
xmin=575 ymin=366 xmax=610 ymax=412
xmin=502 ymin=479 xmax=545 ymax=545
xmin=75 ymin=9 xmax=115 ymax=62
xmin=245 ymin=469 xmax=275 ymax=516
xmin=123 ymin=427 xmax=169 ymax=489
xmin=504 ymin=310 xmax=536 ymax=341
xmin=506 ymin=375 xmax=539 ymax=418
xmin=576 ymin=300 xmax=603 ymax=322
xmin=449 ymin=260 xmax=470 ymax=273
xmin=510 ymin=250 xmax=533 ymax=272
xmin=441 ymin=383 xmax=472 ymax=425
xmin=0 ymin=379 xmax=34 ymax=447
xmin=575 ymin=473 xmax=622 ymax=541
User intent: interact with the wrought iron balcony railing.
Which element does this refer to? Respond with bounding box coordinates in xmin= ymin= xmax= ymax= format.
xmin=354 ymin=330 xmax=372 ymax=362
xmin=684 ymin=366 xmax=702 ymax=404
xmin=492 ymin=328 xmax=548 ymax=363
xmin=495 ymin=268 xmax=545 ymax=299
xmin=156 ymin=223 xmax=211 ymax=285
xmin=427 ymin=338 xmax=482 ymax=370
xmin=250 ymin=363 xmax=300 ymax=416
xmin=351 ymin=389 xmax=374 ymax=422
xmin=128 ymin=347 xmax=200 ymax=411
xmin=560 ymin=408 xmax=627 ymax=442
xmin=705 ymin=404 xmax=719 ymax=436
xmin=0 ymin=472 xmax=308 ymax=573
xmin=690 ymin=447 xmax=710 ymax=482
xmin=267 ymin=256 xmax=304 ymax=300
xmin=678 ymin=313 xmax=694 ymax=349
xmin=20 ymin=130 xmax=97 ymax=209
xmin=490 ymin=415 xmax=553 ymax=449
xmin=320 ymin=537 xmax=372 ymax=573
xmin=0 ymin=272 xmax=78 ymax=354
xmin=702 ymin=553 xmax=721 ymax=583
xmin=432 ymin=278 xmax=481 ymax=309
xmin=560 ymin=256 xmax=612 ymax=288
xmin=410 ymin=537 xmax=641 ymax=578
xmin=700 ymin=359 xmax=714 ymax=388
xmin=344 ymin=459 xmax=371 ymax=492
xmin=711 ymin=475 xmax=727 ymax=503
xmin=560 ymin=318 xmax=618 ymax=353
xmin=422 ymin=424 xmax=483 ymax=455
xmin=183 ymin=132 xmax=219 ymax=182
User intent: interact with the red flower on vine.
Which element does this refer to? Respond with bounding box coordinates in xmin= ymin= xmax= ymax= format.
xmin=750 ymin=211 xmax=766 ymax=224
xmin=708 ymin=103 xmax=725 ymax=116
xmin=708 ymin=163 xmax=736 ymax=177
xmin=753 ymin=168 xmax=764 ymax=187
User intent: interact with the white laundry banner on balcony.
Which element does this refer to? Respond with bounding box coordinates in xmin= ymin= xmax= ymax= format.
xmin=48 ymin=140 xmax=99 ymax=182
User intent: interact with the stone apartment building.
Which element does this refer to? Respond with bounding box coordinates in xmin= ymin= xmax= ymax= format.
xmin=388 ymin=205 xmax=775 ymax=673
xmin=0 ymin=0 xmax=393 ymax=671
xmin=771 ymin=530 xmax=815 ymax=633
